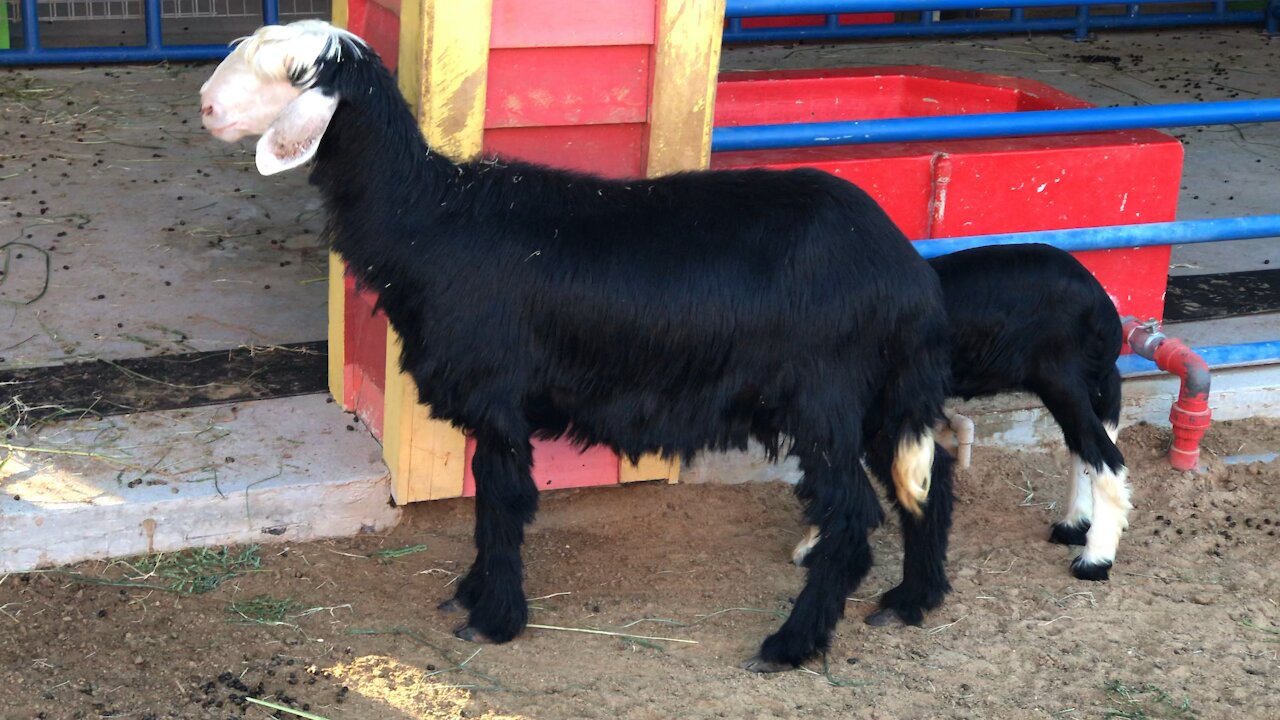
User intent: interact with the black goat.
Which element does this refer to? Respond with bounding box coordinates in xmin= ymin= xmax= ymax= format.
xmin=200 ymin=21 xmax=957 ymax=671
xmin=792 ymin=244 xmax=1131 ymax=582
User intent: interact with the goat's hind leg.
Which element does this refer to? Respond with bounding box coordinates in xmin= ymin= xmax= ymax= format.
xmin=747 ymin=444 xmax=883 ymax=673
xmin=1049 ymin=455 xmax=1094 ymax=547
xmin=1033 ymin=373 xmax=1130 ymax=581
xmin=864 ymin=433 xmax=955 ymax=627
xmin=447 ymin=428 xmax=539 ymax=644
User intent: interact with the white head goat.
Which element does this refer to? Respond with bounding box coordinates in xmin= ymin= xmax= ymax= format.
xmin=200 ymin=20 xmax=364 ymax=175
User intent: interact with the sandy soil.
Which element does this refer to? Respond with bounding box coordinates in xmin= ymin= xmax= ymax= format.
xmin=1 ymin=418 xmax=1277 ymax=720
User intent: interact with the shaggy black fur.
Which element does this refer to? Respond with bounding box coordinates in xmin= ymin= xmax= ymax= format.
xmin=298 ymin=35 xmax=956 ymax=669
xmin=931 ymin=244 xmax=1126 ymax=579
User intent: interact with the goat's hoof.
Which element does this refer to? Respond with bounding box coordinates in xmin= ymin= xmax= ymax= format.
xmin=437 ymin=598 xmax=464 ymax=614
xmin=453 ymin=624 xmax=496 ymax=644
xmin=1070 ymin=557 xmax=1112 ymax=582
xmin=1049 ymin=521 xmax=1091 ymax=546
xmin=864 ymin=608 xmax=906 ymax=627
xmin=743 ymin=656 xmax=794 ymax=673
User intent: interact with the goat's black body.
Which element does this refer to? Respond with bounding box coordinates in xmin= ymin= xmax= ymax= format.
xmin=306 ymin=40 xmax=955 ymax=667
xmin=930 ymin=244 xmax=1126 ymax=578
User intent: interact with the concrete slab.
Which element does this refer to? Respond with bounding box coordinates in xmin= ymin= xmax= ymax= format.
xmin=681 ymin=366 xmax=1280 ymax=486
xmin=0 ymin=394 xmax=398 ymax=573
xmin=1 ymin=64 xmax=329 ymax=369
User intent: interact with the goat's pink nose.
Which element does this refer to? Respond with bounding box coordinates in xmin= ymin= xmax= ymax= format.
xmin=201 ymin=103 xmax=215 ymax=117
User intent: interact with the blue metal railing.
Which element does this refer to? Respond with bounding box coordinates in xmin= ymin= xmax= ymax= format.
xmin=1117 ymin=341 xmax=1280 ymax=375
xmin=713 ymin=99 xmax=1280 ymax=152
xmin=910 ymin=216 xmax=1280 ymax=260
xmin=0 ymin=0 xmax=279 ymax=65
xmin=722 ymin=0 xmax=1275 ymax=42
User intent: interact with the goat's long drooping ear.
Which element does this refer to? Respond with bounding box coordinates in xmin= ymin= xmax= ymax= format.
xmin=255 ymin=88 xmax=339 ymax=175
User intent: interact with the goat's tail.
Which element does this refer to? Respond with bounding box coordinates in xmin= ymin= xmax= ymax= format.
xmin=892 ymin=426 xmax=937 ymax=518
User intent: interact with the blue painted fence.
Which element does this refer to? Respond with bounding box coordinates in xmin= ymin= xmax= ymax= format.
xmin=0 ymin=0 xmax=279 ymax=65
xmin=723 ymin=0 xmax=1276 ymax=41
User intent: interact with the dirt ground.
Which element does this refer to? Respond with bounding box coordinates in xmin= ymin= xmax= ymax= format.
xmin=1 ymin=418 xmax=1277 ymax=720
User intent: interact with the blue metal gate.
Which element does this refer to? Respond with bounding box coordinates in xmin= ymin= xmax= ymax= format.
xmin=0 ymin=0 xmax=280 ymax=65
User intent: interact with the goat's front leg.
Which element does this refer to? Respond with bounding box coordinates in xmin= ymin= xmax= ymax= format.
xmin=446 ymin=430 xmax=539 ymax=644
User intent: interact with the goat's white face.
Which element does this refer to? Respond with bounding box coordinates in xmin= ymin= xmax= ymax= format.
xmin=200 ymin=50 xmax=301 ymax=143
xmin=200 ymin=21 xmax=356 ymax=175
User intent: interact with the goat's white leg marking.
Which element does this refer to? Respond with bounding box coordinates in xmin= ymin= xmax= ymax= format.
xmin=1080 ymin=464 xmax=1132 ymax=566
xmin=892 ymin=429 xmax=935 ymax=518
xmin=792 ymin=525 xmax=820 ymax=566
xmin=1063 ymin=454 xmax=1095 ymax=527
xmin=1105 ymin=422 xmax=1119 ymax=444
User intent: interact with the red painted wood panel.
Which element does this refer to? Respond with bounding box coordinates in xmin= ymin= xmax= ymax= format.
xmin=490 ymin=0 xmax=656 ymax=48
xmin=715 ymin=67 xmax=1085 ymax=127
xmin=712 ymin=149 xmax=936 ymax=240
xmin=343 ymin=276 xmax=389 ymax=438
xmin=462 ymin=438 xmax=620 ymax=496
xmin=931 ymin=137 xmax=1181 ymax=323
xmin=484 ymin=124 xmax=647 ymax=178
xmin=346 ymin=0 xmax=401 ymax=73
xmin=485 ymin=46 xmax=651 ymax=128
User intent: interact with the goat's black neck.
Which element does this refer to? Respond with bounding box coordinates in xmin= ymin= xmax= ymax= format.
xmin=307 ymin=49 xmax=458 ymax=280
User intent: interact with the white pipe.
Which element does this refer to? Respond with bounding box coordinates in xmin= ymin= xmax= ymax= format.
xmin=944 ymin=408 xmax=975 ymax=469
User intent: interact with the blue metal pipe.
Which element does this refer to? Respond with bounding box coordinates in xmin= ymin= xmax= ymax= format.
xmin=725 ymin=0 xmax=1246 ymax=13
xmin=144 ymin=0 xmax=163 ymax=51
xmin=712 ymin=98 xmax=1280 ymax=151
xmin=20 ymin=0 xmax=39 ymax=52
xmin=721 ymin=11 xmax=1265 ymax=42
xmin=911 ymin=215 xmax=1280 ymax=259
xmin=0 ymin=45 xmax=232 ymax=65
xmin=263 ymin=0 xmax=281 ymax=25
xmin=1268 ymin=0 xmax=1278 ymax=34
xmin=1117 ymin=341 xmax=1280 ymax=375
xmin=1075 ymin=4 xmax=1091 ymax=40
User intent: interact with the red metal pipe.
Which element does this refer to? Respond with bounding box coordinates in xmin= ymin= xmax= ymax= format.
xmin=1123 ymin=318 xmax=1212 ymax=471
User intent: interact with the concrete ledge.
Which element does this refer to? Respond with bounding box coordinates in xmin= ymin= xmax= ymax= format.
xmin=958 ymin=362 xmax=1280 ymax=448
xmin=681 ymin=363 xmax=1280 ymax=484
xmin=1 ymin=395 xmax=399 ymax=573
xmin=4 ymin=366 xmax=1274 ymax=571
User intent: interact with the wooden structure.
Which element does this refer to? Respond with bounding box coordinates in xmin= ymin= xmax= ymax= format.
xmin=327 ymin=0 xmax=725 ymax=502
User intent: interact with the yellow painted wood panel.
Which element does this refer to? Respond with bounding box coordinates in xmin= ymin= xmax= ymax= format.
xmin=384 ymin=0 xmax=493 ymax=503
xmin=415 ymin=0 xmax=494 ymax=158
xmin=331 ymin=0 xmax=348 ymax=29
xmin=620 ymin=454 xmax=680 ymax=484
xmin=645 ymin=0 xmax=725 ymax=177
xmin=383 ymin=330 xmax=467 ymax=503
xmin=327 ymin=252 xmax=347 ymax=409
